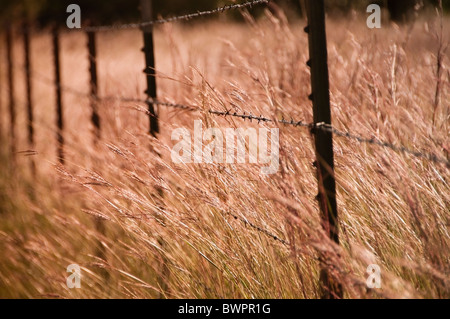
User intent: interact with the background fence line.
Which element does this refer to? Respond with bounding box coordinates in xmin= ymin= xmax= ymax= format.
xmin=2 ymin=0 xmax=449 ymax=299
xmin=10 ymin=60 xmax=450 ymax=168
xmin=13 ymin=63 xmax=449 ymax=168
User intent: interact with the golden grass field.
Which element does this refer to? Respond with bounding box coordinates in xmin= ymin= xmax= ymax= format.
xmin=0 ymin=8 xmax=449 ymax=298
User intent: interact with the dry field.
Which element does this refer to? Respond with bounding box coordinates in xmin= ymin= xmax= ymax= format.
xmin=0 ymin=9 xmax=449 ymax=298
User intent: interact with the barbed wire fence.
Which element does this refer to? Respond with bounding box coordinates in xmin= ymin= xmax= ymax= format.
xmin=1 ymin=0 xmax=449 ymax=298
xmin=21 ymin=66 xmax=450 ymax=168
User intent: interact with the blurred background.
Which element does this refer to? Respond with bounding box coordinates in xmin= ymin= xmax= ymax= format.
xmin=0 ymin=0 xmax=449 ymax=28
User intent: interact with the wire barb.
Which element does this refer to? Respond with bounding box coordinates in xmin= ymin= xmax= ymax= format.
xmin=226 ymin=211 xmax=289 ymax=246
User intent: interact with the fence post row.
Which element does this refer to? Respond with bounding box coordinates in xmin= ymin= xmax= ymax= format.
xmin=305 ymin=0 xmax=342 ymax=299
xmin=87 ymin=31 xmax=101 ymax=142
xmin=140 ymin=0 xmax=159 ymax=137
xmin=6 ymin=26 xmax=15 ymax=160
xmin=52 ymin=27 xmax=64 ymax=165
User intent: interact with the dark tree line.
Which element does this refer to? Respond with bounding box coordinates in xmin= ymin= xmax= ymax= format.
xmin=387 ymin=0 xmax=418 ymax=21
xmin=0 ymin=0 xmax=448 ymax=28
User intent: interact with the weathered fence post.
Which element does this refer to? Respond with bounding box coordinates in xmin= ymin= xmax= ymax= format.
xmin=140 ymin=0 xmax=159 ymax=137
xmin=23 ymin=22 xmax=36 ymax=175
xmin=87 ymin=31 xmax=101 ymax=142
xmin=52 ymin=26 xmax=64 ymax=165
xmin=86 ymin=30 xmax=109 ymax=281
xmin=305 ymin=0 xmax=342 ymax=299
xmin=0 ymin=33 xmax=3 ymax=139
xmin=6 ymin=26 xmax=16 ymax=160
xmin=140 ymin=1 xmax=169 ymax=298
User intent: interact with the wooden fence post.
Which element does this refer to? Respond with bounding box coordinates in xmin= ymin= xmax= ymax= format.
xmin=140 ymin=2 xmax=169 ymax=298
xmin=87 ymin=31 xmax=101 ymax=142
xmin=52 ymin=27 xmax=64 ymax=165
xmin=6 ymin=26 xmax=16 ymax=160
xmin=86 ymin=30 xmax=110 ymax=280
xmin=140 ymin=0 xmax=159 ymax=137
xmin=0 ymin=33 xmax=3 ymax=140
xmin=23 ymin=22 xmax=36 ymax=175
xmin=305 ymin=0 xmax=343 ymax=299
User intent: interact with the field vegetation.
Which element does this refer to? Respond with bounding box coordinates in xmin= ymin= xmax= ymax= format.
xmin=0 ymin=7 xmax=448 ymax=298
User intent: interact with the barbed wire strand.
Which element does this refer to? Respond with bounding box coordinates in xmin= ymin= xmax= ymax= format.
xmin=121 ymin=96 xmax=450 ymax=168
xmin=144 ymin=99 xmax=450 ymax=168
xmin=225 ymin=211 xmax=289 ymax=245
xmin=314 ymin=123 xmax=450 ymax=168
xmin=82 ymin=0 xmax=270 ymax=33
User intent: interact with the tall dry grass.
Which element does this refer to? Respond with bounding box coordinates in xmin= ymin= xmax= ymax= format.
xmin=0 ymin=8 xmax=449 ymax=298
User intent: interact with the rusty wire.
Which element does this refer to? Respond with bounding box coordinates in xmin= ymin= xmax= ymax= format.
xmin=226 ymin=211 xmax=289 ymax=246
xmin=103 ymin=95 xmax=449 ymax=168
